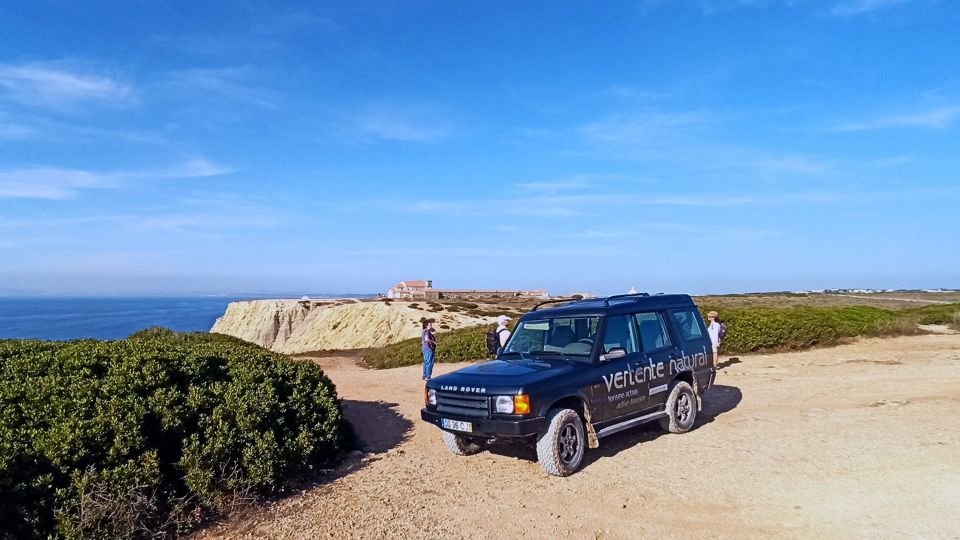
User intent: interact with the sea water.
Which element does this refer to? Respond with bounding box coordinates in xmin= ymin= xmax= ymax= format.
xmin=0 ymin=295 xmax=373 ymax=341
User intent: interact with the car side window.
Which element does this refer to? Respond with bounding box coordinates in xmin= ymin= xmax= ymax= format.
xmin=671 ymin=309 xmax=705 ymax=342
xmin=601 ymin=315 xmax=639 ymax=354
xmin=634 ymin=312 xmax=672 ymax=352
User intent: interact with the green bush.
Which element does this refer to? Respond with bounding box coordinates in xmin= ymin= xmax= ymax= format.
xmin=902 ymin=303 xmax=960 ymax=325
xmin=0 ymin=329 xmax=348 ymax=539
xmin=698 ymin=305 xmax=908 ymax=353
xmin=363 ymin=325 xmax=494 ymax=369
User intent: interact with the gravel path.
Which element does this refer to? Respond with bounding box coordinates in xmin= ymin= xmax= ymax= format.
xmin=196 ymin=333 xmax=960 ymax=539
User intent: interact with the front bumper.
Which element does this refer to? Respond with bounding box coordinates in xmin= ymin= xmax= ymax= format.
xmin=421 ymin=408 xmax=546 ymax=437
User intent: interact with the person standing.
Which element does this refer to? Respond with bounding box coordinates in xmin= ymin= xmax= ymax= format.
xmin=496 ymin=315 xmax=512 ymax=349
xmin=707 ymin=310 xmax=722 ymax=368
xmin=422 ymin=320 xmax=437 ymax=380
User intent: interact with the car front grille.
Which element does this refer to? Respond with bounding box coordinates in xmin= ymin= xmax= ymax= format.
xmin=436 ymin=391 xmax=491 ymax=418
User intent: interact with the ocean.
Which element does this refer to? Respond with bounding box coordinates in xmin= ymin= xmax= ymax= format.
xmin=0 ymin=295 xmax=373 ymax=341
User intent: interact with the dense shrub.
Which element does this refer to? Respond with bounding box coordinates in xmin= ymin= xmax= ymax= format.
xmin=902 ymin=303 xmax=960 ymax=325
xmin=363 ymin=325 xmax=494 ymax=369
xmin=698 ymin=305 xmax=909 ymax=353
xmin=0 ymin=329 xmax=348 ymax=539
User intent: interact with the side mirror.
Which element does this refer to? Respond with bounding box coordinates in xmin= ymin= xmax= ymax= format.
xmin=600 ymin=348 xmax=627 ymax=362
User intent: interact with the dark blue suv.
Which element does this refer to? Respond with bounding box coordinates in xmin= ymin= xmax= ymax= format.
xmin=421 ymin=293 xmax=716 ymax=476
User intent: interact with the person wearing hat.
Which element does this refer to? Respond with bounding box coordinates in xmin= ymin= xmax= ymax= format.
xmin=706 ymin=310 xmax=722 ymax=368
xmin=496 ymin=315 xmax=512 ymax=349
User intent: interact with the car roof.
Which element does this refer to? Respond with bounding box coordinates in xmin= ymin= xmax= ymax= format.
xmin=523 ymin=294 xmax=697 ymax=319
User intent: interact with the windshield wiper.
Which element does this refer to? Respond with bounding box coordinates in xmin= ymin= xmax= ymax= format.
xmin=531 ymin=350 xmax=590 ymax=362
xmin=498 ymin=351 xmax=528 ymax=360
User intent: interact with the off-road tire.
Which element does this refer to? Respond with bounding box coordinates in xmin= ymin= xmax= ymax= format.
xmin=536 ymin=408 xmax=586 ymax=476
xmin=442 ymin=431 xmax=484 ymax=456
xmin=659 ymin=381 xmax=697 ymax=433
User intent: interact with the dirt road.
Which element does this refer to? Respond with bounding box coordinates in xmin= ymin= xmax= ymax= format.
xmin=200 ymin=333 xmax=960 ymax=539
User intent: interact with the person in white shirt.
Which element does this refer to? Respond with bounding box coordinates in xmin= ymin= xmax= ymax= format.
xmin=706 ymin=310 xmax=722 ymax=368
xmin=496 ymin=315 xmax=512 ymax=348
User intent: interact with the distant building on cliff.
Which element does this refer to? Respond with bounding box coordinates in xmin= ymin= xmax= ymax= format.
xmin=387 ymin=280 xmax=434 ymax=299
xmin=386 ymin=280 xmax=548 ymax=300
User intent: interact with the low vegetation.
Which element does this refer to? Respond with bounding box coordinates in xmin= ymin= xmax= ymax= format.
xmin=0 ymin=329 xmax=348 ymax=539
xmin=902 ymin=303 xmax=960 ymax=325
xmin=363 ymin=325 xmax=494 ymax=369
xmin=698 ymin=305 xmax=915 ymax=353
xmin=363 ymin=303 xmax=960 ymax=369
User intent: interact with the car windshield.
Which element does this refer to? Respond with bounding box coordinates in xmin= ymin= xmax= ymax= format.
xmin=503 ymin=316 xmax=599 ymax=361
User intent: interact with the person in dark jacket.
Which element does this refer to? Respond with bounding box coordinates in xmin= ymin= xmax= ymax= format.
xmin=422 ymin=320 xmax=437 ymax=380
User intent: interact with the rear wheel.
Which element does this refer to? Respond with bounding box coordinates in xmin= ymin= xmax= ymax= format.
xmin=442 ymin=431 xmax=484 ymax=456
xmin=659 ymin=381 xmax=697 ymax=433
xmin=536 ymin=408 xmax=586 ymax=476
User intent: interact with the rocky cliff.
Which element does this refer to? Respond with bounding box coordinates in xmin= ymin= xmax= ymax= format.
xmin=211 ymin=299 xmax=492 ymax=354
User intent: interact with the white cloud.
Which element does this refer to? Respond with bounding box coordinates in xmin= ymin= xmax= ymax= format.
xmin=830 ymin=106 xmax=960 ymax=131
xmin=516 ymin=176 xmax=595 ymax=193
xmin=573 ymin=104 xmax=840 ymax=181
xmin=582 ymin=110 xmax=707 ymax=144
xmin=0 ymin=168 xmax=106 ymax=199
xmin=0 ymin=121 xmax=35 ymax=140
xmin=572 ymin=223 xmax=779 ymax=241
xmin=637 ymin=0 xmax=921 ymax=17
xmin=136 ymin=212 xmax=279 ymax=235
xmin=0 ymin=63 xmax=133 ymax=108
xmin=830 ymin=0 xmax=911 ymax=17
xmin=574 ymin=229 xmax=639 ymax=239
xmin=748 ymin=155 xmax=831 ymax=175
xmin=363 ymin=189 xmax=831 ymax=222
xmin=160 ymin=158 xmax=237 ymax=178
xmin=349 ymin=103 xmax=456 ymax=143
xmin=0 ymin=159 xmax=234 ymax=200
xmin=164 ymin=66 xmax=277 ymax=108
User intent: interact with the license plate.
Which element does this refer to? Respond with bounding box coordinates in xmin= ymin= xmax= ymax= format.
xmin=441 ymin=418 xmax=473 ymax=432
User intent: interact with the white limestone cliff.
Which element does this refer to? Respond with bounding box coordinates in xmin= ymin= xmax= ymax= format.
xmin=211 ymin=299 xmax=492 ymax=354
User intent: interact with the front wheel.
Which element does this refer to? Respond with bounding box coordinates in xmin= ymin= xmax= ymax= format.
xmin=442 ymin=431 xmax=484 ymax=456
xmin=536 ymin=408 xmax=586 ymax=476
xmin=659 ymin=381 xmax=697 ymax=433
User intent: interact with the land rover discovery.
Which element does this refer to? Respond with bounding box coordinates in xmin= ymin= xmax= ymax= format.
xmin=420 ymin=293 xmax=716 ymax=476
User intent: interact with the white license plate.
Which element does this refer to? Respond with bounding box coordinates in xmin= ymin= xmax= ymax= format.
xmin=441 ymin=418 xmax=473 ymax=432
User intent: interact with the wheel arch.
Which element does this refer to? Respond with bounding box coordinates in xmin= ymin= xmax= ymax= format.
xmin=669 ymin=370 xmax=701 ymax=411
xmin=541 ymin=393 xmax=599 ymax=449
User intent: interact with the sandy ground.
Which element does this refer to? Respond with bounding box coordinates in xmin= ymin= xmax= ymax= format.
xmin=197 ymin=333 xmax=960 ymax=539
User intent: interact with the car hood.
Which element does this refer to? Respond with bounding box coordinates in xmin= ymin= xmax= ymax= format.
xmin=430 ymin=357 xmax=583 ymax=391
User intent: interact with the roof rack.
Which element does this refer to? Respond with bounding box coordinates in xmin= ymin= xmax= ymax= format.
xmin=532 ymin=297 xmax=582 ymax=311
xmin=602 ymin=292 xmax=649 ymax=307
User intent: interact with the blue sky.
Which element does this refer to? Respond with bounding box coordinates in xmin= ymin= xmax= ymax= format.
xmin=1 ymin=0 xmax=958 ymax=296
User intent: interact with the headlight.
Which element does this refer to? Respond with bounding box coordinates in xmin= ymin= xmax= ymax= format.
xmin=427 ymin=388 xmax=437 ymax=406
xmin=495 ymin=395 xmax=514 ymax=414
